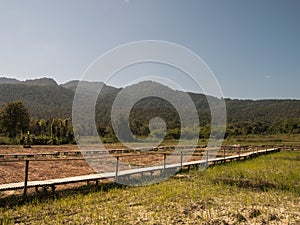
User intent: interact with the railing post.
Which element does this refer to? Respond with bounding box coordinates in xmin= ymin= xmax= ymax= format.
xmin=205 ymin=150 xmax=208 ymax=167
xmin=23 ymin=160 xmax=29 ymax=197
xmin=180 ymin=151 xmax=183 ymax=170
xmin=163 ymin=153 xmax=166 ymax=170
xmin=115 ymin=157 xmax=119 ymax=182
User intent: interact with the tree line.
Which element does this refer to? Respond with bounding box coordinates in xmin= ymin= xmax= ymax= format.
xmin=0 ymin=101 xmax=75 ymax=145
xmin=0 ymin=101 xmax=300 ymax=145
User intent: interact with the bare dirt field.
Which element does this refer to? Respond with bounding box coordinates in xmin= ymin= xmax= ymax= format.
xmin=0 ymin=144 xmax=257 ymax=192
xmin=0 ymin=144 xmax=208 ymax=185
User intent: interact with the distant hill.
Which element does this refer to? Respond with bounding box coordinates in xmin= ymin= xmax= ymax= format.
xmin=0 ymin=77 xmax=57 ymax=86
xmin=62 ymin=80 xmax=104 ymax=94
xmin=0 ymin=77 xmax=299 ymax=132
xmin=0 ymin=78 xmax=121 ymax=119
xmin=225 ymin=98 xmax=300 ymax=123
xmin=0 ymin=77 xmax=20 ymax=84
xmin=0 ymin=83 xmax=73 ymax=119
xmin=24 ymin=77 xmax=58 ymax=86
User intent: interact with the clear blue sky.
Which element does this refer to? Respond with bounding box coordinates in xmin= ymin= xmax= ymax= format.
xmin=0 ymin=0 xmax=299 ymax=99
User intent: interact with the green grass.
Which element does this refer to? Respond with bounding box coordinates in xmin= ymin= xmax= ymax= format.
xmin=207 ymin=151 xmax=300 ymax=194
xmin=1 ymin=151 xmax=300 ymax=224
xmin=224 ymin=134 xmax=300 ymax=147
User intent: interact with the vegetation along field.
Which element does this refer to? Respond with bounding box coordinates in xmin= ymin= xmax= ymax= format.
xmin=0 ymin=150 xmax=299 ymax=224
xmin=1 ymin=78 xmax=300 ymax=145
xmin=0 ymin=78 xmax=299 ymax=224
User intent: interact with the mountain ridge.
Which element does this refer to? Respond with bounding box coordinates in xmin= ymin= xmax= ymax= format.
xmin=0 ymin=77 xmax=299 ymax=128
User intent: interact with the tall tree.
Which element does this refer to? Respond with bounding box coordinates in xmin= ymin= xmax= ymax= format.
xmin=0 ymin=101 xmax=30 ymax=138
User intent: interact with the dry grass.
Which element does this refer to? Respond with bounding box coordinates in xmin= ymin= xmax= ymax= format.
xmin=0 ymin=151 xmax=299 ymax=224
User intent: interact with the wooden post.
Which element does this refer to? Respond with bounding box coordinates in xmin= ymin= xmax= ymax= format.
xmin=223 ymin=148 xmax=225 ymax=162
xmin=163 ymin=153 xmax=166 ymax=170
xmin=115 ymin=157 xmax=119 ymax=182
xmin=51 ymin=184 xmax=56 ymax=196
xmin=205 ymin=150 xmax=208 ymax=167
xmin=23 ymin=160 xmax=29 ymax=197
xmin=180 ymin=152 xmax=183 ymax=170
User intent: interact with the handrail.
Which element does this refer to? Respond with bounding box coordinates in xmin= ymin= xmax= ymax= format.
xmin=0 ymin=148 xmax=280 ymax=197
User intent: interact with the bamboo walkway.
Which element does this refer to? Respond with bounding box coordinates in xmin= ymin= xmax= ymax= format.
xmin=0 ymin=148 xmax=280 ymax=195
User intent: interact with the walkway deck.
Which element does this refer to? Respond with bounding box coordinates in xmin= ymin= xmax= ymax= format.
xmin=0 ymin=148 xmax=280 ymax=193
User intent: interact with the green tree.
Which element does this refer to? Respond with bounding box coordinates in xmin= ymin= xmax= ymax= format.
xmin=0 ymin=101 xmax=30 ymax=138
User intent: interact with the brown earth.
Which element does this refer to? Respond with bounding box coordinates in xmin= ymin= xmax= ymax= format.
xmin=0 ymin=145 xmax=253 ymax=186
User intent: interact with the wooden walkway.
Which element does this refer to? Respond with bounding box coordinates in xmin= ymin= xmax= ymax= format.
xmin=0 ymin=148 xmax=280 ymax=195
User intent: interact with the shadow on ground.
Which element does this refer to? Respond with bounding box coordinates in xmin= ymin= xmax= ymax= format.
xmin=0 ymin=182 xmax=125 ymax=208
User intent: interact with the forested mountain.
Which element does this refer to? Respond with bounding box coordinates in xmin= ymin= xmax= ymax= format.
xmin=23 ymin=77 xmax=58 ymax=86
xmin=0 ymin=83 xmax=73 ymax=119
xmin=0 ymin=77 xmax=300 ymax=137
xmin=0 ymin=77 xmax=58 ymax=86
xmin=0 ymin=77 xmax=20 ymax=84
xmin=225 ymin=98 xmax=300 ymax=122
